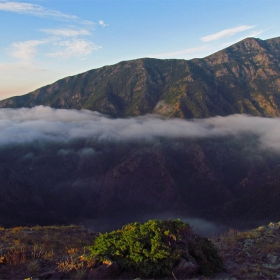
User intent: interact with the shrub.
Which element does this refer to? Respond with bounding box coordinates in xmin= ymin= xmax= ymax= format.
xmin=188 ymin=235 xmax=224 ymax=276
xmin=88 ymin=219 xmax=223 ymax=277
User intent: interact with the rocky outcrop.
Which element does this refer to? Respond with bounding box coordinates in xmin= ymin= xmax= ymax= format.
xmin=213 ymin=222 xmax=280 ymax=279
xmin=87 ymin=261 xmax=121 ymax=279
xmin=173 ymin=256 xmax=199 ymax=279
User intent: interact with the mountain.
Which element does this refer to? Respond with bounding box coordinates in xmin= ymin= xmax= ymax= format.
xmin=1 ymin=36 xmax=280 ymax=118
xmin=0 ymin=135 xmax=280 ymax=229
xmin=1 ymin=36 xmax=280 ymax=230
xmin=208 ymin=164 xmax=280 ymax=224
xmin=0 ymin=164 xmax=43 ymax=226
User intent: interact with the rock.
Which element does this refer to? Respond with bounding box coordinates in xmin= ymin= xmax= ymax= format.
xmin=257 ymin=251 xmax=266 ymax=261
xmin=210 ymin=273 xmax=237 ymax=280
xmin=37 ymin=271 xmax=56 ymax=279
xmin=245 ymin=251 xmax=251 ymax=257
xmin=244 ymin=239 xmax=254 ymax=245
xmin=86 ymin=257 xmax=100 ymax=269
xmin=256 ymin=226 xmax=266 ymax=232
xmin=48 ymin=272 xmax=67 ymax=280
xmin=172 ymin=257 xmax=199 ymax=279
xmin=267 ymin=254 xmax=278 ymax=264
xmin=87 ymin=261 xmax=121 ymax=279
xmin=268 ymin=222 xmax=280 ymax=230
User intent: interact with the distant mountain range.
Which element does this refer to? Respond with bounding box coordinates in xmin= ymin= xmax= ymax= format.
xmin=1 ymin=36 xmax=280 ymax=231
xmin=1 ymin=36 xmax=280 ymax=118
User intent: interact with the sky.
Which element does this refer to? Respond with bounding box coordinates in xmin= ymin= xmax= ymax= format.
xmin=0 ymin=0 xmax=279 ymax=101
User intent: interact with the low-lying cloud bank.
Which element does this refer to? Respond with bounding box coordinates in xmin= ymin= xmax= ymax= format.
xmin=1 ymin=106 xmax=280 ymax=151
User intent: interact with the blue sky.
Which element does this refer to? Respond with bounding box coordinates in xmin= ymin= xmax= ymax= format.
xmin=0 ymin=0 xmax=279 ymax=100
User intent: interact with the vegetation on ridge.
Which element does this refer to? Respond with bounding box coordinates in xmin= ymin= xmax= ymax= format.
xmin=88 ymin=219 xmax=223 ymax=277
xmin=0 ymin=221 xmax=280 ymax=279
xmin=1 ymin=37 xmax=280 ymax=119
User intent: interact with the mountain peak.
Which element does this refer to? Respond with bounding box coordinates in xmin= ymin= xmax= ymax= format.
xmin=1 ymin=36 xmax=280 ymax=118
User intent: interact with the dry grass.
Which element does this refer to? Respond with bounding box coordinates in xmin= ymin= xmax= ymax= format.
xmin=0 ymin=225 xmax=96 ymax=279
xmin=1 ymin=222 xmax=280 ymax=279
xmin=4 ymin=247 xmax=27 ymax=265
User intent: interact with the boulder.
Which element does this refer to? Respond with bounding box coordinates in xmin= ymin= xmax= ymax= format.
xmin=87 ymin=261 xmax=121 ymax=279
xmin=37 ymin=271 xmax=56 ymax=279
xmin=173 ymin=257 xmax=199 ymax=279
xmin=48 ymin=272 xmax=67 ymax=280
xmin=267 ymin=254 xmax=278 ymax=264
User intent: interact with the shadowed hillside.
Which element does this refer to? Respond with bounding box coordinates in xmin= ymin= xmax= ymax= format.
xmin=1 ymin=135 xmax=280 ymax=229
xmin=1 ymin=36 xmax=280 ymax=234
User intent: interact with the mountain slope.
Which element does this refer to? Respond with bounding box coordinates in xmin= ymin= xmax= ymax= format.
xmin=1 ymin=37 xmax=280 ymax=118
xmin=0 ymin=164 xmax=43 ymax=226
xmin=0 ymin=135 xmax=279 ymax=228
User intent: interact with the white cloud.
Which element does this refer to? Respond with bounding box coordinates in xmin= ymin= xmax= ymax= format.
xmin=10 ymin=39 xmax=46 ymax=61
xmin=151 ymin=45 xmax=211 ymax=58
xmin=47 ymin=39 xmax=101 ymax=58
xmin=221 ymin=29 xmax=266 ymax=47
xmin=1 ymin=106 xmax=280 ymax=152
xmin=248 ymin=29 xmax=265 ymax=38
xmin=201 ymin=25 xmax=255 ymax=42
xmin=99 ymin=20 xmax=108 ymax=27
xmin=40 ymin=28 xmax=91 ymax=37
xmin=0 ymin=1 xmax=94 ymax=24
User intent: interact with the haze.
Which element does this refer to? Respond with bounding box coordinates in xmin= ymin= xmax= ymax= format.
xmin=1 ymin=106 xmax=280 ymax=152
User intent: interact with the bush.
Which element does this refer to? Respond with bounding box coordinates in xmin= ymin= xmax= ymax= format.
xmin=88 ymin=219 xmax=223 ymax=277
xmin=188 ymin=235 xmax=224 ymax=276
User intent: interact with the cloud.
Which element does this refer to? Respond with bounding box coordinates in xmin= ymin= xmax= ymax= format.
xmin=201 ymin=25 xmax=255 ymax=42
xmin=221 ymin=29 xmax=266 ymax=47
xmin=248 ymin=29 xmax=265 ymax=38
xmin=57 ymin=147 xmax=96 ymax=157
xmin=0 ymin=62 xmax=47 ymax=74
xmin=1 ymin=106 xmax=280 ymax=152
xmin=40 ymin=28 xmax=91 ymax=37
xmin=9 ymin=39 xmax=46 ymax=61
xmin=6 ymin=32 xmax=99 ymax=63
xmin=99 ymin=20 xmax=108 ymax=27
xmin=47 ymin=39 xmax=101 ymax=58
xmin=0 ymin=1 xmax=94 ymax=24
xmin=151 ymin=45 xmax=211 ymax=58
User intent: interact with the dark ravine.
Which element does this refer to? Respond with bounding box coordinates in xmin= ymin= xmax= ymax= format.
xmin=0 ymin=164 xmax=43 ymax=226
xmin=1 ymin=135 xmax=280 ymax=229
xmin=1 ymin=36 xmax=280 ymax=118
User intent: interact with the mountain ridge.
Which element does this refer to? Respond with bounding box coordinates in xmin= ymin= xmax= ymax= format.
xmin=1 ymin=36 xmax=280 ymax=118
xmin=1 ymin=37 xmax=280 ymax=230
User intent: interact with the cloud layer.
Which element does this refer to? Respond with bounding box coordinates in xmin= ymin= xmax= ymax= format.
xmin=40 ymin=28 xmax=91 ymax=37
xmin=47 ymin=39 xmax=101 ymax=58
xmin=0 ymin=106 xmax=280 ymax=151
xmin=152 ymin=45 xmax=211 ymax=59
xmin=201 ymin=25 xmax=255 ymax=42
xmin=0 ymin=1 xmax=94 ymax=24
xmin=10 ymin=39 xmax=46 ymax=61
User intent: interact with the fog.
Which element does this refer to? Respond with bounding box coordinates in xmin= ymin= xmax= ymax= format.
xmin=2 ymin=106 xmax=280 ymax=233
xmin=0 ymin=106 xmax=280 ymax=151
xmin=77 ymin=212 xmax=228 ymax=238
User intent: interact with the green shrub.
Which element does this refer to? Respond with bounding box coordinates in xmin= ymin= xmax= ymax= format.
xmin=188 ymin=235 xmax=224 ymax=276
xmin=88 ymin=219 xmax=223 ymax=277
